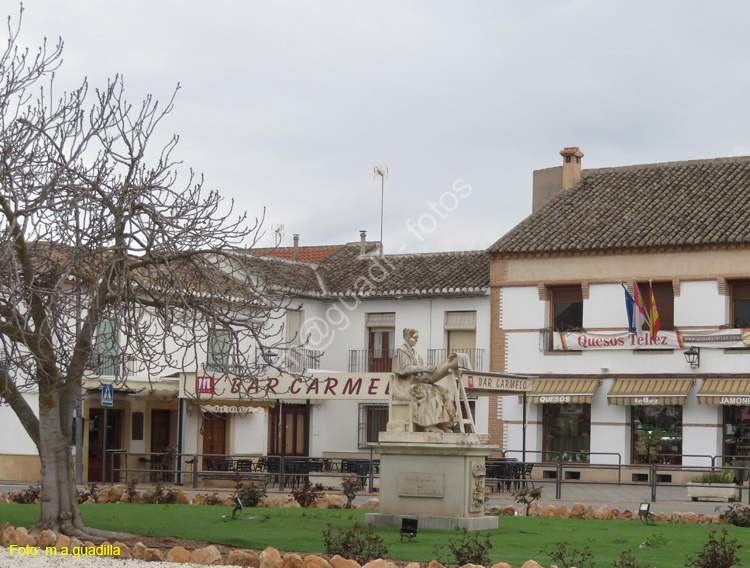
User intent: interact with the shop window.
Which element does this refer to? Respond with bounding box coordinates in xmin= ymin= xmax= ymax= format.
xmin=550 ymin=286 xmax=583 ymax=332
xmin=542 ymin=403 xmax=591 ymax=462
xmin=636 ymin=281 xmax=674 ymax=331
xmin=632 ymin=406 xmax=682 ymax=465
xmin=723 ymin=406 xmax=750 ymax=459
xmin=730 ymin=281 xmax=750 ymax=328
xmin=358 ymin=404 xmax=388 ymax=448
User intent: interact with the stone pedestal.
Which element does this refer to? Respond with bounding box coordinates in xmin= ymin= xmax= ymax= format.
xmin=365 ymin=432 xmax=498 ymax=531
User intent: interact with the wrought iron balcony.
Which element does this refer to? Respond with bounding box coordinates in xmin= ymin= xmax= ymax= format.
xmin=426 ymin=348 xmax=486 ymax=371
xmin=348 ymin=349 xmax=394 ymax=373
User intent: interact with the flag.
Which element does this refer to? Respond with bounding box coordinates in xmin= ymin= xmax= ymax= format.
xmin=621 ymin=282 xmax=636 ymax=334
xmin=633 ymin=281 xmax=650 ymax=334
xmin=649 ymin=281 xmax=660 ymax=338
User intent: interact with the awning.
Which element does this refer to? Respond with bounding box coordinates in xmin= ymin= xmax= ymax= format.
xmin=196 ymin=399 xmax=273 ymax=414
xmin=607 ymin=379 xmax=694 ymax=406
xmin=519 ymin=379 xmax=601 ymax=404
xmin=697 ymin=379 xmax=750 ymax=405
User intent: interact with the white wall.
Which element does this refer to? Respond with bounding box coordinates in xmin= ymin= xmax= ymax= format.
xmin=0 ymin=392 xmax=39 ymax=455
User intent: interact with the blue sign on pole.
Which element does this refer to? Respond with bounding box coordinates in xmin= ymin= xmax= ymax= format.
xmin=101 ymin=384 xmax=114 ymax=407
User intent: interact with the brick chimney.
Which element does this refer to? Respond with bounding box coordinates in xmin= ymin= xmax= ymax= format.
xmin=532 ymin=146 xmax=584 ymax=212
xmin=560 ymin=146 xmax=584 ymax=190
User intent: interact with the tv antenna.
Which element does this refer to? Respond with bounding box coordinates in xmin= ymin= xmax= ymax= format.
xmin=373 ymin=166 xmax=388 ymax=255
xmin=271 ymin=223 xmax=285 ymax=245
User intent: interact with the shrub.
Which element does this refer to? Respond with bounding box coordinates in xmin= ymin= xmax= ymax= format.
xmin=612 ymin=550 xmax=647 ymax=568
xmin=692 ymin=469 xmax=735 ymax=484
xmin=77 ymin=482 xmax=99 ymax=504
xmin=540 ymin=542 xmax=596 ymax=568
xmin=447 ymin=528 xmax=493 ymax=567
xmin=124 ymin=477 xmax=139 ymax=502
xmin=512 ymin=486 xmax=542 ymax=516
xmin=9 ymin=484 xmax=41 ymax=504
xmin=720 ymin=503 xmax=750 ymax=527
xmin=341 ymin=475 xmax=361 ymax=509
xmin=203 ymin=492 xmax=223 ymax=506
xmin=322 ymin=522 xmax=388 ymax=565
xmin=147 ymin=482 xmax=178 ymax=504
xmin=291 ymin=481 xmax=324 ymax=508
xmin=232 ymin=472 xmax=267 ymax=507
xmin=685 ymin=529 xmax=742 ymax=568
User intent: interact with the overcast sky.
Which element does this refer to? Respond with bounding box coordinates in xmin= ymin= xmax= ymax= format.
xmin=15 ymin=1 xmax=750 ymax=253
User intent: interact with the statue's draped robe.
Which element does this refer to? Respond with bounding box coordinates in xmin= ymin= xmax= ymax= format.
xmin=392 ymin=343 xmax=457 ymax=428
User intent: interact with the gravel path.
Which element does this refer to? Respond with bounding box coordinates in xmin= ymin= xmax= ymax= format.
xmin=0 ymin=547 xmax=205 ymax=567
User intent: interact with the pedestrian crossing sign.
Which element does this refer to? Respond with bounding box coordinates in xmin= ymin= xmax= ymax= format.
xmin=101 ymin=384 xmax=114 ymax=407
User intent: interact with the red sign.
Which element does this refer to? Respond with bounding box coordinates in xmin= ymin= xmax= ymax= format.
xmin=196 ymin=376 xmax=215 ymax=394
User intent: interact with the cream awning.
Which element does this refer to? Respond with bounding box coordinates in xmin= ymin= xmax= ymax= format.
xmin=607 ymin=379 xmax=694 ymax=406
xmin=697 ymin=379 xmax=750 ymax=405
xmin=519 ymin=379 xmax=601 ymax=404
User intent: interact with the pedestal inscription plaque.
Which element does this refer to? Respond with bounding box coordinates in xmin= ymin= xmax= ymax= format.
xmin=397 ymin=472 xmax=444 ymax=497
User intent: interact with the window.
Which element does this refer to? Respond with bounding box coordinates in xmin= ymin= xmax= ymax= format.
xmin=550 ymin=286 xmax=583 ymax=332
xmin=96 ymin=319 xmax=119 ymax=375
xmin=543 ymin=404 xmax=591 ymax=462
xmin=367 ymin=313 xmax=395 ymax=372
xmin=632 ymin=405 xmax=682 ymax=465
xmin=724 ymin=406 xmax=750 ymax=460
xmin=731 ymin=281 xmax=750 ymax=328
xmin=207 ymin=329 xmax=232 ymax=372
xmin=445 ymin=311 xmax=480 ymax=369
xmin=636 ymin=281 xmax=674 ymax=331
xmin=358 ymin=404 xmax=388 ymax=448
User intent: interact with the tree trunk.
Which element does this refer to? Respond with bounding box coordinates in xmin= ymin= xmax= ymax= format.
xmin=31 ymin=385 xmax=131 ymax=541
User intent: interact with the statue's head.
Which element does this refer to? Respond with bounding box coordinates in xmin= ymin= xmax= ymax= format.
xmin=403 ymin=327 xmax=418 ymax=345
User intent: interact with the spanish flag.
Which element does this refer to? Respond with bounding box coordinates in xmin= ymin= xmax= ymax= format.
xmin=633 ymin=281 xmax=650 ymax=334
xmin=649 ymin=281 xmax=660 ymax=338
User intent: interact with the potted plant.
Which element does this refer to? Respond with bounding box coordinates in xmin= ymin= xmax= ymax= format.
xmin=687 ymin=469 xmax=739 ymax=502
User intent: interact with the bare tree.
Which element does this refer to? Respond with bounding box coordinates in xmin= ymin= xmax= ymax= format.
xmin=0 ymin=9 xmax=292 ymax=539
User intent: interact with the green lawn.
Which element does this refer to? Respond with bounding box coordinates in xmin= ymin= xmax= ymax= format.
xmin=1 ymin=504 xmax=747 ymax=567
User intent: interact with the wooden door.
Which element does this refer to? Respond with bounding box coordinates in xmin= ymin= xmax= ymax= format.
xmin=150 ymin=409 xmax=172 ymax=453
xmin=201 ymin=413 xmax=227 ymax=470
xmin=268 ymin=405 xmax=308 ymax=456
xmin=368 ymin=329 xmax=394 ymax=372
xmin=87 ymin=408 xmax=122 ymax=482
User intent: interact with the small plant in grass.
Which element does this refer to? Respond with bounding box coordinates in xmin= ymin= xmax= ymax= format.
xmin=232 ymin=472 xmax=267 ymax=507
xmin=646 ymin=533 xmax=667 ymax=547
xmin=341 ymin=475 xmax=361 ymax=509
xmin=719 ymin=503 xmax=750 ymax=527
xmin=685 ymin=529 xmax=742 ymax=568
xmin=77 ymin=482 xmax=99 ymax=504
xmin=291 ymin=481 xmax=324 ymax=508
xmin=541 ymin=541 xmax=596 ymax=568
xmin=447 ymin=528 xmax=493 ymax=567
xmin=612 ymin=550 xmax=647 ymax=568
xmin=322 ymin=522 xmax=388 ymax=564
xmin=512 ymin=486 xmax=542 ymax=516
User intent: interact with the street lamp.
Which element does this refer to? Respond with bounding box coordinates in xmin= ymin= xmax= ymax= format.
xmin=684 ymin=346 xmax=700 ymax=369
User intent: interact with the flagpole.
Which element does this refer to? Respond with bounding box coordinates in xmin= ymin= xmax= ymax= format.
xmin=373 ymin=166 xmax=388 ymax=256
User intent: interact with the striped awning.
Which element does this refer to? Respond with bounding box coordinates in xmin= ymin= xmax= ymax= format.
xmin=607 ymin=379 xmax=694 ymax=406
xmin=519 ymin=379 xmax=601 ymax=404
xmin=697 ymin=379 xmax=750 ymax=405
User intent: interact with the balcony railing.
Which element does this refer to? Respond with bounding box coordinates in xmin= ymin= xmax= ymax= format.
xmin=426 ymin=348 xmax=486 ymax=371
xmin=348 ymin=349 xmax=394 ymax=373
xmin=204 ymin=347 xmax=321 ymax=375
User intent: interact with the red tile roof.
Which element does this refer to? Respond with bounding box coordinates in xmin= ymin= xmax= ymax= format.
xmin=488 ymin=156 xmax=750 ymax=256
xmin=250 ymin=245 xmax=344 ymax=263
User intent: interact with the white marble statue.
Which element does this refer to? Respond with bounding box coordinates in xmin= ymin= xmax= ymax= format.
xmin=390 ymin=327 xmax=469 ymax=433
